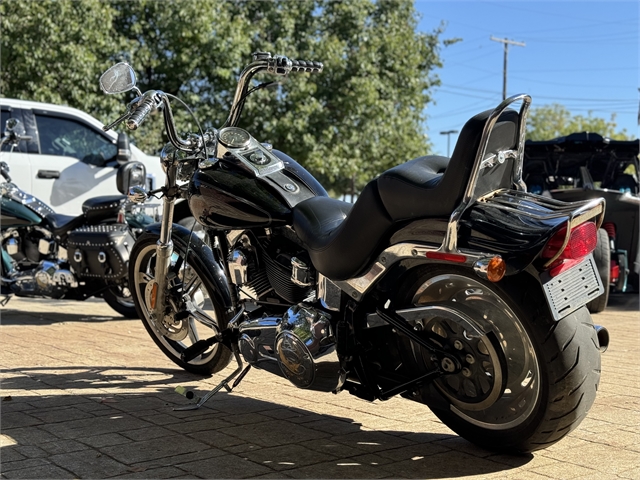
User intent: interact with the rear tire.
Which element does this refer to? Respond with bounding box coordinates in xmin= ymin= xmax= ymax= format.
xmin=103 ymin=285 xmax=138 ymax=319
xmin=397 ymin=266 xmax=601 ymax=453
xmin=129 ymin=233 xmax=232 ymax=375
xmin=587 ymin=228 xmax=610 ymax=313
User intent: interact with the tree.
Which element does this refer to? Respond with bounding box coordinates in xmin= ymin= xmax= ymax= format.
xmin=526 ymin=104 xmax=631 ymax=141
xmin=0 ymin=1 xmax=124 ymax=117
xmin=1 ymin=0 xmax=444 ymax=195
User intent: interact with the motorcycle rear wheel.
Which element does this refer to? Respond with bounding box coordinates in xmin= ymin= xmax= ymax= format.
xmin=129 ymin=233 xmax=232 ymax=375
xmin=397 ymin=265 xmax=601 ymax=453
xmin=103 ymin=285 xmax=138 ymax=319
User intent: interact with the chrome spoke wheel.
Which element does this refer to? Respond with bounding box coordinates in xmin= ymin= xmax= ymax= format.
xmin=412 ymin=273 xmax=540 ymax=430
xmin=132 ymin=243 xmax=221 ymax=366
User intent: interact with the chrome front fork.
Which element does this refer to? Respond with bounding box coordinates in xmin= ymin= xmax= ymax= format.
xmin=152 ymin=163 xmax=178 ymax=320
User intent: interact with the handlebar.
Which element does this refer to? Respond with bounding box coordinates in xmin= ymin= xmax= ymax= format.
xmin=225 ymin=52 xmax=323 ymax=128
xmin=290 ymin=59 xmax=324 ymax=73
xmin=104 ymin=52 xmax=323 ymax=154
xmin=126 ymin=92 xmax=159 ymax=130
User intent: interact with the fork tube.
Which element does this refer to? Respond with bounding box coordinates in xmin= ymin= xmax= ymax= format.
xmin=153 ymin=163 xmax=178 ymax=320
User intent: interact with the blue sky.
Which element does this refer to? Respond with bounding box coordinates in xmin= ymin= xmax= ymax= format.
xmin=415 ymin=1 xmax=639 ymax=156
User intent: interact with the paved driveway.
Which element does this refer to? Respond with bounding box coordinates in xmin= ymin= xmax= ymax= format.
xmin=1 ymin=293 xmax=638 ymax=479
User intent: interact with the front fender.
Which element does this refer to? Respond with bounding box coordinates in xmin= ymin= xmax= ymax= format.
xmin=144 ymin=222 xmax=234 ymax=312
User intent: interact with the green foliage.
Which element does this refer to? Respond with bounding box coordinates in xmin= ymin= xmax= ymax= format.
xmin=0 ymin=0 xmax=124 ymax=117
xmin=526 ymin=104 xmax=631 ymax=141
xmin=1 ymin=0 xmax=444 ymax=195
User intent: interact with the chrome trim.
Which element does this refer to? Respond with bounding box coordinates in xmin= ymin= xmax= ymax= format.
xmin=152 ymin=162 xmax=178 ymax=320
xmin=5 ymin=238 xmax=18 ymax=255
xmin=595 ymin=325 xmax=609 ymax=353
xmin=479 ymin=149 xmax=518 ymax=170
xmin=442 ymin=94 xmax=532 ymax=254
xmin=334 ymin=243 xmax=492 ymax=301
xmin=291 ymin=257 xmax=313 ymax=287
xmin=226 ymin=230 xmax=245 ymax=247
xmin=473 ymin=258 xmax=491 ymax=280
xmin=229 ymin=249 xmax=248 ymax=286
xmin=318 ymin=274 xmax=341 ymax=311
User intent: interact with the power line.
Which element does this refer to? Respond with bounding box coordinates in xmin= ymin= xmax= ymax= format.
xmin=490 ymin=36 xmax=526 ymax=100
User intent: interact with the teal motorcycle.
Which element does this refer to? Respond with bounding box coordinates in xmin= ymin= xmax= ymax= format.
xmin=0 ymin=118 xmax=152 ymax=317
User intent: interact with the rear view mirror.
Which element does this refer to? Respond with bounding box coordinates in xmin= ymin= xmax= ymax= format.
xmin=4 ymin=118 xmax=26 ymax=138
xmin=100 ymin=63 xmax=138 ymax=94
xmin=116 ymin=161 xmax=146 ymax=195
xmin=116 ymin=133 xmax=131 ymax=165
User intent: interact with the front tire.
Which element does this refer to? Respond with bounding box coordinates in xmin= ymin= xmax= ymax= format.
xmin=129 ymin=232 xmax=232 ymax=375
xmin=397 ymin=266 xmax=601 ymax=453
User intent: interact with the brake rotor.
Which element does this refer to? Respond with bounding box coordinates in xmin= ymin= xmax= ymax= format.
xmin=144 ymin=280 xmax=189 ymax=341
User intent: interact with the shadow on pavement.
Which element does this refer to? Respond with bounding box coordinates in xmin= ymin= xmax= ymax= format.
xmin=605 ymin=292 xmax=639 ymax=312
xmin=1 ymin=309 xmax=130 ymax=326
xmin=1 ymin=366 xmax=533 ymax=479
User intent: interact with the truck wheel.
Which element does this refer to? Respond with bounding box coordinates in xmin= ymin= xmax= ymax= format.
xmin=587 ymin=228 xmax=610 ymax=313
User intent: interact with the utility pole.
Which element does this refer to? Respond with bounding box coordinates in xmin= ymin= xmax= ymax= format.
xmin=490 ymin=36 xmax=525 ymax=100
xmin=440 ymin=130 xmax=458 ymax=156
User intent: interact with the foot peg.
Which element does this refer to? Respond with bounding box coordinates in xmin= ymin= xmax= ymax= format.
xmin=173 ymin=344 xmax=250 ymax=411
xmin=180 ymin=335 xmax=220 ymax=362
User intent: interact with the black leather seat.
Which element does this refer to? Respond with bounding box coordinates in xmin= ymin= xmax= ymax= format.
xmin=45 ymin=213 xmax=86 ymax=237
xmin=82 ymin=195 xmax=127 ymax=222
xmin=292 ymin=108 xmax=520 ymax=280
xmin=293 ymin=181 xmax=392 ymax=280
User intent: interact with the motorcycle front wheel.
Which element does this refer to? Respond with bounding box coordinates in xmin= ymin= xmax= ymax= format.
xmin=396 ymin=265 xmax=601 ymax=453
xmin=128 ymin=233 xmax=232 ymax=375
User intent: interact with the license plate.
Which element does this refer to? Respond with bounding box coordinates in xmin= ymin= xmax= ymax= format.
xmin=541 ymin=254 xmax=604 ymax=320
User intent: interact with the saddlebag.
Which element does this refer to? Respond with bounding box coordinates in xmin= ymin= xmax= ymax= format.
xmin=67 ymin=224 xmax=134 ymax=280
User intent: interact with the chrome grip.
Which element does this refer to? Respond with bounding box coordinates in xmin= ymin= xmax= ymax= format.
xmin=290 ymin=59 xmax=323 ymax=73
xmin=126 ymin=95 xmax=157 ymax=130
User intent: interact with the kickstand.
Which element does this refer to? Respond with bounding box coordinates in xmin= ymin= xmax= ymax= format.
xmin=173 ymin=344 xmax=251 ymax=411
xmin=0 ymin=294 xmax=12 ymax=307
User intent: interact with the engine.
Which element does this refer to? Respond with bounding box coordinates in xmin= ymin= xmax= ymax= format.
xmin=229 ymin=232 xmax=340 ymax=391
xmin=2 ymin=227 xmax=56 ymax=265
xmin=229 ymin=233 xmax=315 ymax=304
xmin=238 ymin=303 xmax=340 ymax=392
xmin=11 ymin=261 xmax=77 ymax=298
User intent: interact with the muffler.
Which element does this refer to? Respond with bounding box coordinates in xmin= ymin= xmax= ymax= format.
xmin=594 ymin=325 xmax=609 ymax=353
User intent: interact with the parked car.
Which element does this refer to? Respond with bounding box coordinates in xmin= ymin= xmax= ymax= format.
xmin=0 ymin=98 xmax=195 ymax=225
xmin=524 ymin=132 xmax=640 ymax=312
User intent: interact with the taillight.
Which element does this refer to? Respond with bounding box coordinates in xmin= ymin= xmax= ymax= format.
xmin=542 ymin=222 xmax=598 ymax=277
xmin=542 ymin=221 xmax=597 ymax=261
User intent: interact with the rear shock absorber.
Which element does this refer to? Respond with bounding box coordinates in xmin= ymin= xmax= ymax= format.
xmin=602 ymin=222 xmax=616 ymax=240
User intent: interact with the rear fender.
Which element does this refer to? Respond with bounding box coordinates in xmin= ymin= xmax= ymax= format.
xmin=143 ymin=223 xmax=234 ymax=312
xmin=458 ymin=191 xmax=604 ymax=274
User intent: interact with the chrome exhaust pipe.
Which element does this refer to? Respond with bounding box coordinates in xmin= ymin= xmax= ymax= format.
xmin=595 ymin=325 xmax=609 ymax=353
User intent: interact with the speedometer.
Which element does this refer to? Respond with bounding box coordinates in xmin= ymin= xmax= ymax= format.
xmin=218 ymin=127 xmax=251 ymax=149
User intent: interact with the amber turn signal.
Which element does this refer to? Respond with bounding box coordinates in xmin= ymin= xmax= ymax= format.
xmin=487 ymin=256 xmax=506 ymax=282
xmin=150 ymin=282 xmax=158 ymax=309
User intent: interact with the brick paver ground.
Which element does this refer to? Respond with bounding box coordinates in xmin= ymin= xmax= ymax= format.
xmin=1 ymin=293 xmax=638 ymax=479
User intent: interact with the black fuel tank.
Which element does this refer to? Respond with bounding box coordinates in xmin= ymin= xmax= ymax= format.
xmin=189 ymin=150 xmax=327 ymax=230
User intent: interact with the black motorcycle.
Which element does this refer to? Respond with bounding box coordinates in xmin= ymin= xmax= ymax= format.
xmin=0 ymin=118 xmax=152 ymax=317
xmin=100 ymin=53 xmax=610 ymax=453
